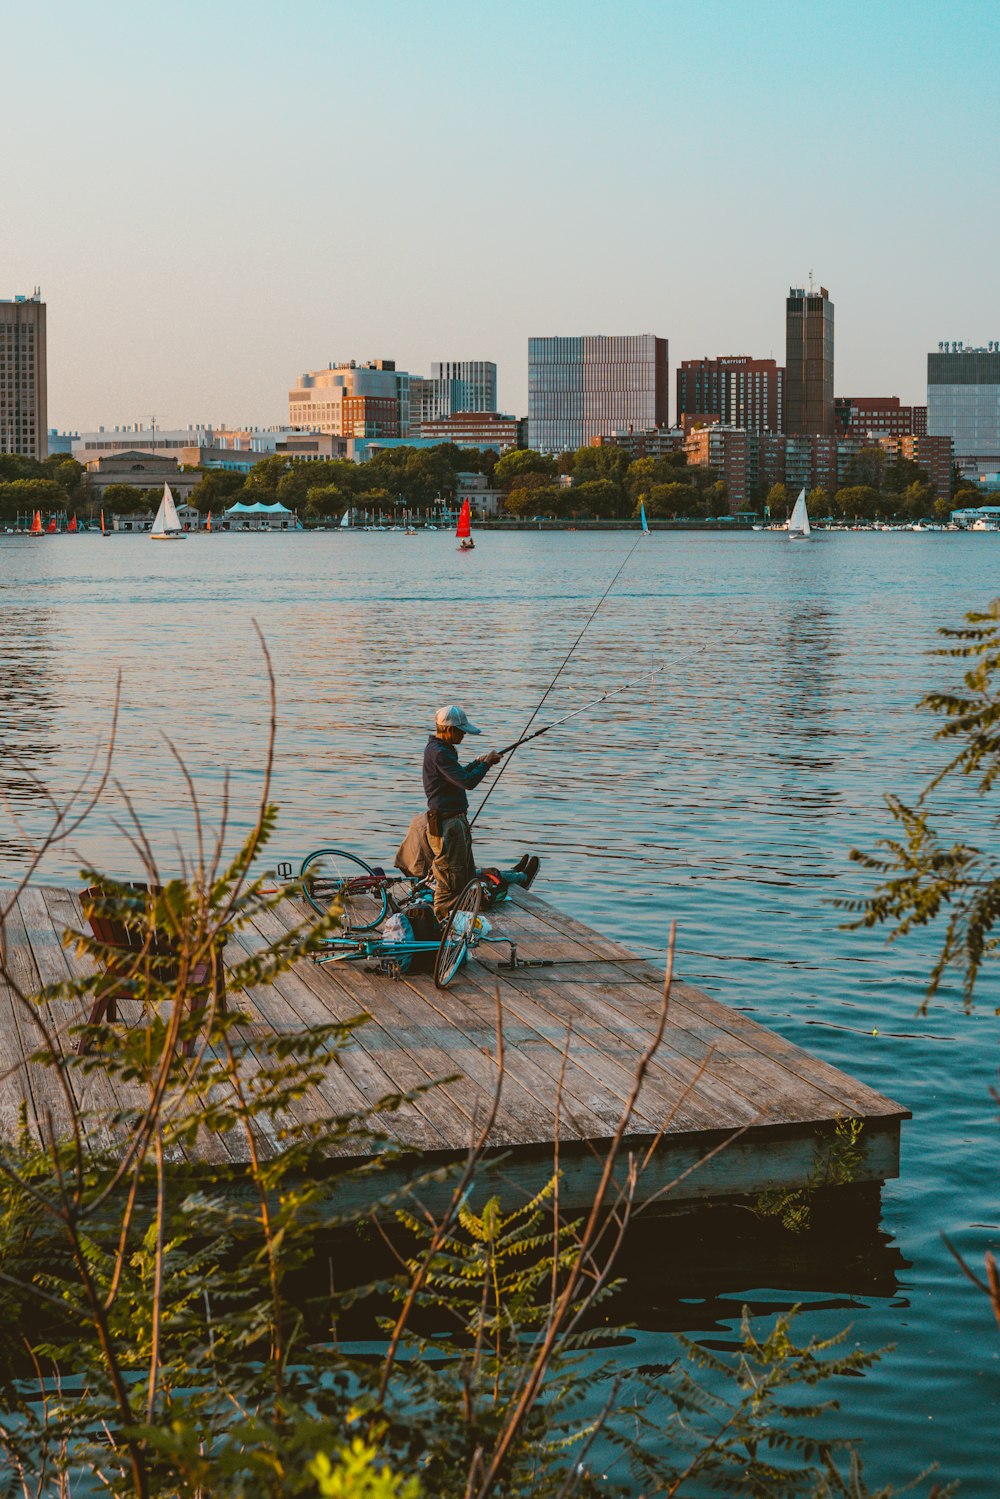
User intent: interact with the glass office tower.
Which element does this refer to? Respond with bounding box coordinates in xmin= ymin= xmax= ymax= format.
xmin=927 ymin=344 xmax=1000 ymax=461
xmin=527 ymin=335 xmax=669 ymax=453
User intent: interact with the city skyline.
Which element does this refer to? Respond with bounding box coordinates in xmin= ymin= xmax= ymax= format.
xmin=5 ymin=0 xmax=998 ymax=430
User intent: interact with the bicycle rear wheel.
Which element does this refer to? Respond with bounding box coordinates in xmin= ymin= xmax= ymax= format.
xmin=299 ymin=848 xmax=388 ymax=931
xmin=434 ymin=879 xmax=483 ymax=989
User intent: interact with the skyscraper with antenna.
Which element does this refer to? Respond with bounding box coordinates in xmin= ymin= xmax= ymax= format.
xmin=785 ymin=283 xmax=834 ymax=435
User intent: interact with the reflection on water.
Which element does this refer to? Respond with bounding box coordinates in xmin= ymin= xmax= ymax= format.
xmin=0 ymin=531 xmax=998 ymax=1491
xmin=0 ymin=591 xmax=58 ymax=863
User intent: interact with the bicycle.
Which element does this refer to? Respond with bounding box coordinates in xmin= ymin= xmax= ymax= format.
xmin=299 ymin=869 xmax=555 ymax=990
xmin=296 ymin=847 xmax=431 ymax=932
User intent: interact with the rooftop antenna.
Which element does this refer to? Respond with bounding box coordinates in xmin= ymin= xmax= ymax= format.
xmin=808 ymin=268 xmax=814 ymax=293
xmin=148 ymin=414 xmax=158 ymax=444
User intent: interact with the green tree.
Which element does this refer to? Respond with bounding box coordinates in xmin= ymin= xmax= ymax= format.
xmin=100 ymin=483 xmax=151 ymax=515
xmin=642 ymin=482 xmax=697 ymax=518
xmin=832 ymin=485 xmax=879 ymax=523
xmin=0 ymin=453 xmax=44 ymax=483
xmin=842 ymin=446 xmax=887 ymax=492
xmin=494 ymin=449 xmax=557 ymax=491
xmin=568 ymin=444 xmax=630 ymax=488
xmin=573 ymin=477 xmax=623 ymax=517
xmin=765 ymin=483 xmax=790 ymax=522
xmin=503 ymin=483 xmax=565 ymax=517
xmin=188 ymin=469 xmax=248 ymax=510
xmin=807 ymin=487 xmax=830 ymax=519
xmin=0 ymin=477 xmax=72 ymax=524
xmin=305 ymin=484 xmax=346 ymax=520
xmin=243 ymin=454 xmax=289 ymax=499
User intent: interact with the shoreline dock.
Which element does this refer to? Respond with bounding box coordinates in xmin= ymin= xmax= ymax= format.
xmin=0 ymin=884 xmax=908 ymax=1216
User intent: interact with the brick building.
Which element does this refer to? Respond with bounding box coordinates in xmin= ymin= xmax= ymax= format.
xmin=418 ymin=411 xmax=524 ymax=450
xmin=835 ymin=396 xmax=928 ymax=439
xmin=677 ymin=356 xmax=784 ymax=434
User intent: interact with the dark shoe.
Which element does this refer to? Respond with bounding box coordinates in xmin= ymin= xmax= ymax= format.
xmin=513 ymin=854 xmax=530 ymax=873
xmin=520 ymin=855 xmax=540 ymax=890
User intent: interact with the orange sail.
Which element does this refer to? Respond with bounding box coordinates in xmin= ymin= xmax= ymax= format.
xmin=67 ymin=515 xmax=78 ymax=533
xmin=100 ymin=510 xmax=106 ymax=536
xmin=29 ymin=510 xmax=42 ymax=534
xmin=455 ymin=498 xmax=472 ymax=539
xmin=206 ymin=510 xmax=212 ymax=533
xmin=46 ymin=517 xmax=57 ymax=533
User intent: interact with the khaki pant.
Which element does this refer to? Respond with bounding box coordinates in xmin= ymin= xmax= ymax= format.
xmin=395 ymin=811 xmax=475 ymax=922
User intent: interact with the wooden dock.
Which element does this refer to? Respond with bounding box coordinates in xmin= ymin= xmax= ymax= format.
xmin=0 ymin=884 xmax=908 ymax=1214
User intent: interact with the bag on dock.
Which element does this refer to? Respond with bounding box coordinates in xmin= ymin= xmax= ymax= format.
xmin=381 ymin=900 xmax=443 ymax=975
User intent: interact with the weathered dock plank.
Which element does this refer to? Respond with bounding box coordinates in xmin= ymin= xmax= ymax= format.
xmin=0 ymin=883 xmax=909 ymax=1214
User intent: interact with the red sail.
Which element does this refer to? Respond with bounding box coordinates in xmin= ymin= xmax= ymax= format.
xmin=67 ymin=515 xmax=78 ymax=532
xmin=29 ymin=511 xmax=42 ymax=534
xmin=46 ymin=517 xmax=57 ymax=533
xmin=455 ymin=498 xmax=472 ymax=539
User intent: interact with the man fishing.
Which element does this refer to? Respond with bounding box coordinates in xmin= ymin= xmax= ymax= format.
xmin=396 ymin=704 xmax=539 ymax=924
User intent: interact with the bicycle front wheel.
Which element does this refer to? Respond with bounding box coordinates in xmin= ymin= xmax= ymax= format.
xmin=434 ymin=879 xmax=483 ymax=989
xmin=299 ymin=848 xmax=388 ymax=931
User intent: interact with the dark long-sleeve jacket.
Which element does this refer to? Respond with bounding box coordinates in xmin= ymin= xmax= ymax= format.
xmin=423 ymin=735 xmax=489 ymax=815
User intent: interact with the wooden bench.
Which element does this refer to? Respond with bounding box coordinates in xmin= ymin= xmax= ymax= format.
xmin=78 ymin=884 xmax=227 ymax=1056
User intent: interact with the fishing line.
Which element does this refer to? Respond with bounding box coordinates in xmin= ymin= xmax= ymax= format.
xmin=471 ymin=530 xmax=649 ymax=827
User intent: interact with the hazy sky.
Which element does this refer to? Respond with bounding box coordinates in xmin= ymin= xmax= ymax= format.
xmin=5 ymin=0 xmax=998 ymax=431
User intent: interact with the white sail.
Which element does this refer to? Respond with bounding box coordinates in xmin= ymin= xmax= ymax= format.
xmin=151 ymin=483 xmax=186 ymax=540
xmin=340 ymin=510 xmax=351 ymax=528
xmin=787 ymin=488 xmax=811 ymax=539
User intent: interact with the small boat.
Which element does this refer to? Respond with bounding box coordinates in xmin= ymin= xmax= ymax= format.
xmin=150 ymin=483 xmax=187 ymax=541
xmin=456 ymin=498 xmax=475 ymax=550
xmin=29 ymin=511 xmax=42 ymax=535
xmin=787 ymin=488 xmax=812 ymax=541
xmin=100 ymin=509 xmax=110 ymax=538
xmin=340 ymin=511 xmax=351 ymax=529
xmin=67 ymin=515 xmax=78 ymax=533
xmin=206 ymin=510 xmax=212 ymax=533
xmin=45 ymin=517 xmax=57 ymax=534
xmin=640 ymin=500 xmax=650 ymax=536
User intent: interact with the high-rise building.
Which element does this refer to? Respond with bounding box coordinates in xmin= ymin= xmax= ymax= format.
xmin=835 ymin=396 xmax=927 ymax=439
xmin=0 ymin=290 xmax=47 ymax=459
xmin=927 ymin=342 xmax=1000 ymax=471
xmin=410 ymin=361 xmax=497 ymax=435
xmin=676 ymin=356 xmax=784 ymax=433
xmin=785 ymin=285 xmax=834 ymax=435
xmin=289 ymin=360 xmax=410 ymax=438
xmin=527 ymin=335 xmax=668 ymax=453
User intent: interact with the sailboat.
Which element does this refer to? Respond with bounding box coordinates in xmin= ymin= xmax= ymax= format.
xmin=67 ymin=515 xmax=78 ymax=533
xmin=456 ymin=497 xmax=475 ymax=550
xmin=150 ymin=483 xmax=187 ymax=541
xmin=340 ymin=510 xmax=351 ymax=529
xmin=787 ymin=488 xmax=812 ymax=541
xmin=640 ymin=500 xmax=650 ymax=536
xmin=29 ymin=511 xmax=42 ymax=535
xmin=206 ymin=510 xmax=212 ymax=534
xmin=100 ymin=510 xmax=109 ymax=538
xmin=45 ymin=517 xmax=57 ymax=534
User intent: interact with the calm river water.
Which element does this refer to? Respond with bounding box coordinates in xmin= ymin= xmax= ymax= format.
xmin=1 ymin=530 xmax=998 ymax=1491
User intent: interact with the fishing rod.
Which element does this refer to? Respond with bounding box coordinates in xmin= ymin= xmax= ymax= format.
xmin=470 ymin=528 xmax=649 ymax=827
xmin=493 ymin=667 xmax=663 ymax=757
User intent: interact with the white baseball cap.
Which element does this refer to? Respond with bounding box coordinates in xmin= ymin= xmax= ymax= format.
xmin=435 ymin=704 xmax=482 ymax=735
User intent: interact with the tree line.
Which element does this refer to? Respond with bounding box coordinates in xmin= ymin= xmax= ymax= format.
xmin=0 ymin=439 xmax=971 ymax=529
